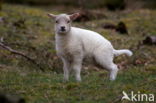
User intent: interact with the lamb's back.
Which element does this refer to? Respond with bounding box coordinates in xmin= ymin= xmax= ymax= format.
xmin=71 ymin=27 xmax=113 ymax=53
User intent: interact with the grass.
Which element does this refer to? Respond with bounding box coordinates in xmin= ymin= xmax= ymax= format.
xmin=0 ymin=66 xmax=155 ymax=103
xmin=0 ymin=4 xmax=156 ymax=103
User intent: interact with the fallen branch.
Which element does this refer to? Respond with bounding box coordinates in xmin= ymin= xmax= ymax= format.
xmin=0 ymin=37 xmax=44 ymax=71
xmin=113 ymin=95 xmax=122 ymax=103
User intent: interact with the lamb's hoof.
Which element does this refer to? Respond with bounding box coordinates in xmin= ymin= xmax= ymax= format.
xmin=76 ymin=78 xmax=82 ymax=82
xmin=63 ymin=79 xmax=69 ymax=83
xmin=110 ymin=77 xmax=116 ymax=81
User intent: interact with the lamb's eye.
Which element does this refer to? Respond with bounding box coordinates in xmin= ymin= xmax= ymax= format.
xmin=55 ymin=20 xmax=58 ymax=23
xmin=67 ymin=20 xmax=70 ymax=23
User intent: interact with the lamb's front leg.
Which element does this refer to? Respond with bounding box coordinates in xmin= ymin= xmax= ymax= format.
xmin=72 ymin=58 xmax=82 ymax=82
xmin=62 ymin=58 xmax=70 ymax=82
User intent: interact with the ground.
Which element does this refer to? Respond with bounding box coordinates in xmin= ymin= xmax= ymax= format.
xmin=0 ymin=4 xmax=156 ymax=103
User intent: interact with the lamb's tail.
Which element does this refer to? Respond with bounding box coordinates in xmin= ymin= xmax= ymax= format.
xmin=113 ymin=49 xmax=133 ymax=57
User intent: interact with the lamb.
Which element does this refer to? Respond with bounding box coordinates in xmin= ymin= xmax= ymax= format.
xmin=47 ymin=13 xmax=133 ymax=82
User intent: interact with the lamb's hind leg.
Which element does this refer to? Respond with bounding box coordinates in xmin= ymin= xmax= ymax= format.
xmin=94 ymin=53 xmax=118 ymax=81
xmin=108 ymin=64 xmax=118 ymax=80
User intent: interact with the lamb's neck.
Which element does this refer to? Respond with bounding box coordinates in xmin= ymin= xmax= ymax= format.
xmin=55 ymin=31 xmax=72 ymax=45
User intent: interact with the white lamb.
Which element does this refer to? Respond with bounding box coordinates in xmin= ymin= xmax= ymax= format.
xmin=48 ymin=13 xmax=133 ymax=82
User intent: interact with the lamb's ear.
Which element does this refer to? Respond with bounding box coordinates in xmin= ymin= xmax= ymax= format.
xmin=47 ymin=13 xmax=56 ymax=19
xmin=69 ymin=13 xmax=80 ymax=21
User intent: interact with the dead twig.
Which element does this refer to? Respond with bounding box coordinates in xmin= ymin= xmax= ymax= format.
xmin=112 ymin=95 xmax=122 ymax=103
xmin=0 ymin=37 xmax=44 ymax=71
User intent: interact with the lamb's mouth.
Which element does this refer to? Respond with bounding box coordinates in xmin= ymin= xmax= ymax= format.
xmin=58 ymin=30 xmax=67 ymax=34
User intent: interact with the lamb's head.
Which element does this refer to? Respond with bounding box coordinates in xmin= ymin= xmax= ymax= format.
xmin=48 ymin=13 xmax=80 ymax=34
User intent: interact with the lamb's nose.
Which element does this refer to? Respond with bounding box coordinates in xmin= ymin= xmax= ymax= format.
xmin=61 ymin=26 xmax=65 ymax=31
